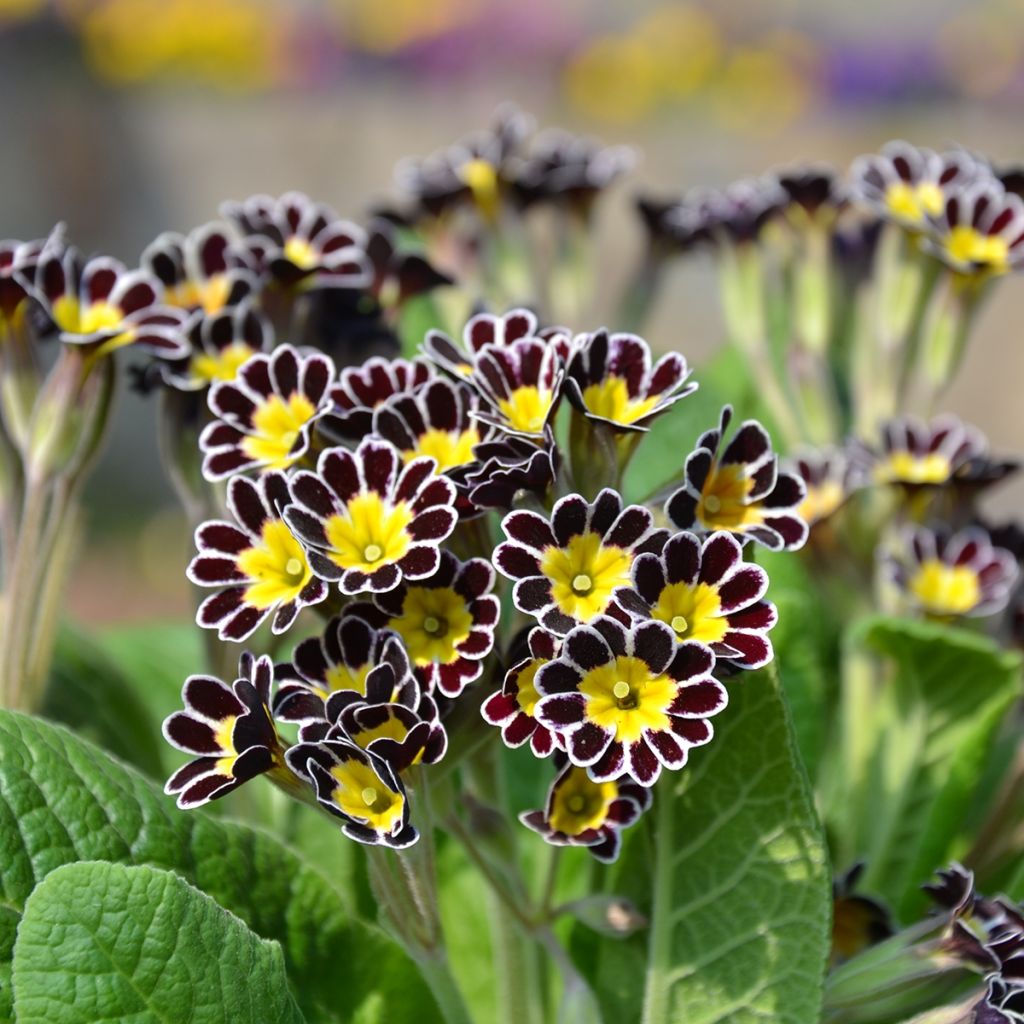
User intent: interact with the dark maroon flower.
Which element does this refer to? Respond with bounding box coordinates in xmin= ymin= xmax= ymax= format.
xmin=364 ymin=219 xmax=453 ymax=309
xmin=423 ymin=306 xmax=541 ymax=379
xmin=863 ymin=413 xmax=987 ymax=489
xmin=0 ymin=230 xmax=53 ymax=333
xmin=464 ymin=427 xmax=561 ymax=511
xmin=925 ymin=178 xmax=1024 ymax=275
xmin=534 ymin=615 xmax=727 ymax=786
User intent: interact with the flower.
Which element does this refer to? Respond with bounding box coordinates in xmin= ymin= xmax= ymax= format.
xmin=220 ymin=191 xmax=370 ymax=290
xmin=830 ymin=864 xmax=894 ymax=966
xmin=350 ymin=551 xmax=499 ymax=697
xmin=494 ymin=488 xmax=668 ymax=635
xmin=163 ymin=652 xmax=283 ymax=809
xmin=519 ymin=758 xmax=651 ymax=863
xmin=162 ymin=299 xmax=271 ymax=391
xmin=333 ymin=700 xmax=447 ymax=773
xmin=464 ymin=427 xmax=561 ymax=511
xmin=274 ymin=615 xmax=420 ymax=725
xmin=284 ymin=738 xmax=417 ymax=848
xmin=320 ymin=355 xmax=434 ymax=443
xmin=284 ymin=438 xmax=458 ymax=595
xmin=925 ymin=179 xmax=1024 ymax=275
xmin=665 ymin=406 xmax=808 ymax=551
xmin=188 ymin=471 xmax=327 ymax=641
xmin=564 ymin=329 xmax=695 ymax=433
xmin=978 ymin=977 xmax=1024 ymax=1022
xmin=618 ymin=531 xmax=777 ymax=671
xmin=364 ymin=219 xmax=453 ymax=310
xmin=867 ymin=414 xmax=986 ymax=488
xmin=635 ymin=194 xmax=710 ymax=256
xmin=788 ymin=446 xmax=862 ymax=527
xmin=34 ymin=247 xmax=191 ymax=358
xmin=884 ymin=525 xmax=1018 ymax=619
xmin=200 ymin=343 xmax=335 ymax=479
xmin=482 ymin=627 xmax=563 ymax=757
xmin=424 ymin=306 xmax=541 ymax=379
xmin=534 ymin=615 xmax=727 ymax=786
xmin=849 ymin=142 xmax=981 ymax=229
xmin=142 ymin=221 xmax=255 ymax=316
xmin=471 ymin=335 xmax=565 ymax=438
xmin=696 ymin=177 xmax=789 ymax=243
xmin=0 ymin=232 xmax=50 ymax=334
xmin=778 ymin=168 xmax=847 ymax=226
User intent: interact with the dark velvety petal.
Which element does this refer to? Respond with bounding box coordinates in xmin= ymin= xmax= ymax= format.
xmin=727 ymin=601 xmax=777 ymax=631
xmin=591 ymin=615 xmax=629 ymax=656
xmin=604 ymin=506 xmax=652 ymax=549
xmin=665 ymin=487 xmax=699 ymax=531
xmin=605 ymin=795 xmax=642 ymax=827
xmin=493 ymin=542 xmax=541 ymax=580
xmin=590 ymin=740 xmax=625 ymax=781
xmin=187 ymin=555 xmax=246 ymax=587
xmin=396 ymin=545 xmax=440 ymax=580
xmin=204 ymin=449 xmax=255 ymax=480
xmin=455 ymin=558 xmax=494 ymax=599
xmin=183 ymin=675 xmax=242 ymax=720
xmin=721 ymin=420 xmax=771 ymax=466
xmin=363 ymin=562 xmax=402 ymax=593
xmin=663 ymin=532 xmax=701 ymax=585
xmin=742 ymin=523 xmax=785 ymax=551
xmin=630 ymin=553 xmax=666 ymax=604
xmin=564 ymin=626 xmax=611 ymax=671
xmin=226 ymin=476 xmax=268 ymax=536
xmin=231 ymin=744 xmax=274 ymax=783
xmin=588 ymin=489 xmax=623 ymax=538
xmin=165 ymin=756 xmax=217 ymax=794
xmin=482 ymin=690 xmax=519 ymax=725
xmin=670 ymin=717 xmax=713 ymax=747
xmin=164 ymin=708 xmax=223 ymax=755
xmin=625 ymin=739 xmax=661 ymax=786
xmin=669 ymin=679 xmax=727 ymax=717
xmin=536 ymin=693 xmax=587 ymax=728
xmin=747 ymin=457 xmax=778 ymax=501
xmin=535 ymin=660 xmax=581 ymax=695
xmin=220 ymin=604 xmax=267 ymax=641
xmin=717 ymin=566 xmax=769 ymax=612
xmin=530 ymin=726 xmax=556 ymax=757
xmin=762 ymin=512 xmax=808 ymax=551
xmin=765 ymin=471 xmax=806 ymax=509
xmin=568 ymin=723 xmax=613 ymax=766
xmin=177 ymin=772 xmax=239 ymax=808
xmin=647 ymin=729 xmax=687 ymax=768
xmin=195 ymin=522 xmax=250 ymax=555
xmin=697 ymin=532 xmax=742 ymax=586
xmin=407 ymin=507 xmax=456 ymax=542
xmin=503 ymin=510 xmax=558 ymax=552
xmin=513 ymin=577 xmax=553 ymax=614
xmin=551 ymin=495 xmax=589 ymax=545
xmin=291 ymin=473 xmax=339 ymax=520
xmin=631 ymin=619 xmax=675 ymax=674
xmin=719 ymin=631 xmax=772 ymax=669
xmin=196 ymin=588 xmax=244 ymax=627
xmin=360 ymin=440 xmax=400 ymax=495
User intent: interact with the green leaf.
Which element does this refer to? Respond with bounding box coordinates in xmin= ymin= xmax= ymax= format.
xmin=13 ymin=861 xmax=306 ymax=1024
xmin=0 ymin=905 xmax=17 ymax=1024
xmin=833 ymin=617 xmax=1021 ymax=921
xmin=587 ymin=665 xmax=831 ymax=1023
xmin=0 ymin=710 xmax=441 ymax=1024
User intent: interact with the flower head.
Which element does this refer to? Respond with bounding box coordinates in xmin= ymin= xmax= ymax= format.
xmin=618 ymin=531 xmax=777 ymax=671
xmin=285 ymin=738 xmax=417 ymax=848
xmin=350 ymin=551 xmax=499 ymax=697
xmin=867 ymin=414 xmax=986 ymax=488
xmin=788 ymin=446 xmax=862 ymax=528
xmin=778 ymin=168 xmax=847 ymax=225
xmin=221 ymin=191 xmax=370 ymax=290
xmin=424 ymin=306 xmax=540 ymax=379
xmin=482 ymin=627 xmax=563 ymax=757
xmin=534 ymin=615 xmax=726 ymax=786
xmin=830 ymin=864 xmax=893 ymax=966
xmin=464 ymin=427 xmax=561 ymax=511
xmin=564 ymin=329 xmax=695 ymax=434
xmin=494 ymin=488 xmax=668 ymax=635
xmin=471 ymin=336 xmax=565 ymax=438
xmin=142 ymin=222 xmax=255 ymax=317
xmin=284 ymin=438 xmax=458 ymax=595
xmin=665 ymin=406 xmax=808 ymax=551
xmin=0 ymin=232 xmax=50 ymax=333
xmin=163 ymin=652 xmax=283 ymax=808
xmin=925 ymin=179 xmax=1024 ymax=276
xmin=519 ymin=758 xmax=651 ymax=863
xmin=188 ymin=471 xmax=326 ymax=641
xmin=34 ymin=247 xmax=191 ymax=358
xmin=681 ymin=178 xmax=788 ymax=245
xmin=884 ymin=525 xmax=1018 ymax=619
xmin=200 ymin=344 xmax=335 ymax=479
xmin=364 ymin=220 xmax=453 ymax=310
xmin=332 ymin=699 xmax=447 ymax=774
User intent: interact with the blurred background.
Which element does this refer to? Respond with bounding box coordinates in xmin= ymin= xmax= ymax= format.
xmin=1 ymin=0 xmax=1022 ymax=624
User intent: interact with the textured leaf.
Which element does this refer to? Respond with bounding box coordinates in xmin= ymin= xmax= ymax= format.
xmin=0 ymin=905 xmax=16 ymax=1024
xmin=835 ymin=617 xmax=1021 ymax=920
xmin=13 ymin=861 xmax=305 ymax=1024
xmin=0 ymin=710 xmax=441 ymax=1024
xmin=587 ymin=665 xmax=830 ymax=1023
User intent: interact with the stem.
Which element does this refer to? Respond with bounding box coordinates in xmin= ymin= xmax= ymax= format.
xmin=414 ymin=952 xmax=475 ymax=1024
xmin=641 ymin=777 xmax=675 ymax=1024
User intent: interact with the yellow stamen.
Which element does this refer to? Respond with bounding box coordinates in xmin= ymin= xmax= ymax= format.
xmin=581 ymin=376 xmax=659 ymax=426
xmin=549 ymin=766 xmax=619 ymax=836
xmin=283 ymin=236 xmax=318 ymax=270
xmin=612 ymin=680 xmax=631 ymax=700
xmin=572 ymin=574 xmax=593 ymax=594
xmin=361 ymin=786 xmax=378 ymax=806
xmin=579 ymin=655 xmax=677 ymax=743
xmin=671 ymin=615 xmax=688 ymax=634
xmin=241 ymin=391 xmax=317 ymax=470
xmin=540 ymin=532 xmax=632 ymax=624
xmin=460 ymin=158 xmax=501 ymax=221
xmin=653 ymin=582 xmax=727 ymax=645
xmin=324 ymin=493 xmax=414 ymax=573
xmin=330 ymin=760 xmax=404 ymax=831
xmin=238 ymin=519 xmax=313 ymax=610
xmin=697 ymin=464 xmax=762 ymax=532
xmin=363 ymin=544 xmax=382 ymax=563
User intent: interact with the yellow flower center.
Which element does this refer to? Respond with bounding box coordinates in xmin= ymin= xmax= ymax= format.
xmin=908 ymin=559 xmax=981 ymax=616
xmin=579 ymin=655 xmax=677 ymax=744
xmin=540 ymin=531 xmax=633 ymax=623
xmin=236 ymin=518 xmax=313 ymax=610
xmin=241 ymin=391 xmax=317 ymax=470
xmin=283 ymin=236 xmax=318 ymax=270
xmin=460 ymin=158 xmax=501 ymax=221
xmin=697 ymin=463 xmax=762 ymax=531
xmin=497 ymin=385 xmax=554 ymax=434
xmin=798 ymin=481 xmax=844 ymax=525
xmin=885 ymin=181 xmax=943 ymax=223
xmin=549 ymin=767 xmax=619 ymax=836
xmin=404 ymin=426 xmax=480 ymax=472
xmin=513 ymin=660 xmax=544 ymax=717
xmin=874 ymin=452 xmax=952 ymax=486
xmin=652 ymin=581 xmax=728 ymax=645
xmin=581 ymin=376 xmax=659 ymax=426
xmin=166 ymin=274 xmax=232 ymax=314
xmin=323 ymin=492 xmax=414 ymax=573
xmin=191 ymin=342 xmax=255 ymax=384
xmin=213 ymin=714 xmax=238 ymax=775
xmin=351 ymin=713 xmax=412 ymax=751
xmin=392 ymin=585 xmax=473 ymax=666
xmin=52 ymin=295 xmax=126 ymax=336
xmin=944 ymin=226 xmax=1010 ymax=273
xmin=329 ymin=760 xmax=405 ymax=832
xmin=321 ymin=662 xmax=373 ymax=699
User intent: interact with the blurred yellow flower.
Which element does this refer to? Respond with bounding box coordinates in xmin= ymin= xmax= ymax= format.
xmin=564 ymin=34 xmax=661 ymax=123
xmin=711 ymin=45 xmax=812 ymax=134
xmin=0 ymin=0 xmax=45 ymax=19
xmin=334 ymin=0 xmax=480 ymax=55
xmin=633 ymin=5 xmax=721 ymax=99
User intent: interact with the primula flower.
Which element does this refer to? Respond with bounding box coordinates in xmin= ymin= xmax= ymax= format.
xmin=321 ymin=355 xmax=434 ymax=443
xmin=163 ymin=300 xmax=271 ymax=391
xmin=519 ymin=758 xmax=651 ymax=863
xmin=778 ymin=168 xmax=847 ymax=226
xmin=788 ymin=447 xmax=862 ymax=528
xmin=332 ymin=697 xmax=447 ymax=773
xmin=564 ymin=329 xmax=695 ymax=433
xmin=471 ymin=336 xmax=565 ymax=438
xmin=348 ymin=551 xmax=499 ymax=697
xmin=978 ymin=977 xmax=1024 ymax=1022
xmin=665 ymin=406 xmax=808 ymax=552
xmin=200 ymin=343 xmax=334 ymax=479
xmin=494 ymin=488 xmax=668 ymax=635
xmin=221 ymin=191 xmax=370 ymax=290
xmin=534 ymin=615 xmax=727 ymax=786
xmin=618 ymin=531 xmax=777 ymax=671
xmin=34 ymin=247 xmax=191 ymax=358
xmin=482 ymin=627 xmax=563 ymax=757
xmin=884 ymin=525 xmax=1018 ymax=619
xmin=274 ymin=616 xmax=419 ymax=725
xmin=925 ymin=180 xmax=1024 ymax=276
xmin=188 ymin=471 xmax=326 ymax=641
xmin=142 ymin=222 xmax=255 ymax=317
xmin=464 ymin=427 xmax=561 ymax=511
xmin=0 ymin=233 xmax=50 ymax=333
xmin=635 ymin=195 xmax=710 ymax=256
xmin=424 ymin=306 xmax=541 ymax=379
xmin=364 ymin=220 xmax=453 ymax=310
xmin=867 ymin=414 xmax=986 ymax=488
xmin=285 ymin=738 xmax=417 ymax=848
xmin=849 ymin=142 xmax=981 ymax=229
xmin=163 ymin=652 xmax=283 ymax=809
xmin=696 ymin=177 xmax=788 ymax=243
xmin=284 ymin=438 xmax=458 ymax=595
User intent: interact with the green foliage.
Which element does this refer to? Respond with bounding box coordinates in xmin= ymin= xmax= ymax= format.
xmin=582 ymin=664 xmax=831 ymax=1023
xmin=0 ymin=905 xmax=16 ymax=1024
xmin=832 ymin=617 xmax=1021 ymax=921
xmin=0 ymin=710 xmax=441 ymax=1024
xmin=13 ymin=861 xmax=306 ymax=1024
